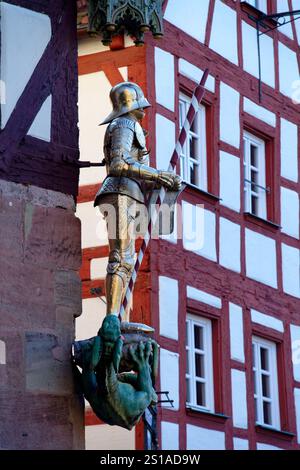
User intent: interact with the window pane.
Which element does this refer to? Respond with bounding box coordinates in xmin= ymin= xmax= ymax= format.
xmin=191 ymin=114 xmax=198 ymax=134
xmin=262 ymin=374 xmax=270 ymax=398
xmin=263 ymin=401 xmax=272 ymax=425
xmin=251 ymin=194 xmax=258 ymax=214
xmin=189 ymin=135 xmax=198 ymax=160
xmin=195 ymin=353 xmax=205 ymax=378
xmin=251 ymin=169 xmax=258 ymax=187
xmin=260 ymin=347 xmax=269 ymax=371
xmin=190 ymin=162 xmax=200 ymax=186
xmin=194 ymin=325 xmax=203 ymax=350
xmin=196 ymin=381 xmax=206 ymax=407
xmin=250 ymin=143 xmax=258 ymax=167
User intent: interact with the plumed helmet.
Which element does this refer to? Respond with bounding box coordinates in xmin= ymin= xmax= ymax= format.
xmin=100 ymin=81 xmax=151 ymax=125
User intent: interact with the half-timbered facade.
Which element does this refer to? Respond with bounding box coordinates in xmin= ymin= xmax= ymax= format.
xmin=76 ymin=0 xmax=300 ymax=450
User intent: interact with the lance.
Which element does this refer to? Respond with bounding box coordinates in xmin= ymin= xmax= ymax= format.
xmin=119 ymin=69 xmax=209 ymax=321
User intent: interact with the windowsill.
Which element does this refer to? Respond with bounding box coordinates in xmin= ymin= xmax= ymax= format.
xmin=186 ymin=406 xmax=230 ymax=423
xmin=244 ymin=212 xmax=281 ymax=231
xmin=255 ymin=424 xmax=295 ymax=441
xmin=184 ymin=183 xmax=220 ymax=203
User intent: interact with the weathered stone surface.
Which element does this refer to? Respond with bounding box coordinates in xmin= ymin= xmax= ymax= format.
xmin=0 ymin=196 xmax=24 ymax=260
xmin=0 ymin=258 xmax=55 ymax=329
xmin=0 ymin=330 xmax=24 ymax=391
xmin=25 ymin=332 xmax=74 ymax=395
xmin=0 ymin=176 xmax=83 ymax=449
xmin=55 ymin=270 xmax=82 ymax=314
xmin=24 ymin=204 xmax=81 ymax=270
xmin=0 ymin=179 xmax=76 ymax=211
xmin=0 ymin=392 xmax=76 ymax=449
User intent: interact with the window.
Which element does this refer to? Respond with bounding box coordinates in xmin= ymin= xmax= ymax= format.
xmin=246 ymin=0 xmax=268 ymax=13
xmin=243 ymin=131 xmax=267 ymax=218
xmin=179 ymin=94 xmax=207 ymax=191
xmin=252 ymin=336 xmax=280 ymax=429
xmin=186 ymin=314 xmax=214 ymax=412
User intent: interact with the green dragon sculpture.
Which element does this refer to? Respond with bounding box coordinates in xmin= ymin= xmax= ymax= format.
xmin=73 ymin=315 xmax=159 ymax=430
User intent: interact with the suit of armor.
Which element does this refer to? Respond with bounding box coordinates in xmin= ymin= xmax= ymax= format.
xmin=94 ymin=82 xmax=181 ymax=320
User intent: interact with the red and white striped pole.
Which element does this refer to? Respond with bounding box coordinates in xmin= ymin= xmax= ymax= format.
xmin=119 ymin=69 xmax=209 ymax=321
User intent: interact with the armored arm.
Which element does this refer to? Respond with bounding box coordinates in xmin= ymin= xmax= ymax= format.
xmin=108 ymin=126 xmax=181 ymax=191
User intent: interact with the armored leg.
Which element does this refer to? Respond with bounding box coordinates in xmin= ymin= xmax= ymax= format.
xmin=99 ymin=194 xmax=136 ymax=319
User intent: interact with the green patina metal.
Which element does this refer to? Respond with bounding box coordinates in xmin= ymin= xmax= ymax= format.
xmin=73 ymin=315 xmax=159 ymax=430
xmin=87 ymin=0 xmax=164 ymax=46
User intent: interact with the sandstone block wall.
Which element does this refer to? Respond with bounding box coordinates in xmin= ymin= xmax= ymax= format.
xmin=0 ymin=180 xmax=84 ymax=450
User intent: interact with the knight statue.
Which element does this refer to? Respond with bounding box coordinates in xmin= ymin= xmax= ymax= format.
xmin=94 ymin=81 xmax=181 ymax=322
xmin=73 ymin=81 xmax=181 ymax=430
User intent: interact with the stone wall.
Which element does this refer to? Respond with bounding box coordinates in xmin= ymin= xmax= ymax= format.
xmin=0 ymin=180 xmax=84 ymax=450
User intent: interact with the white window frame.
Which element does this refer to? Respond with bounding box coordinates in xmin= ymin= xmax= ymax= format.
xmin=186 ymin=314 xmax=214 ymax=413
xmin=252 ymin=336 xmax=281 ymax=430
xmin=246 ymin=0 xmax=268 ymax=13
xmin=179 ymin=93 xmax=207 ymax=191
xmin=243 ymin=131 xmax=267 ymax=219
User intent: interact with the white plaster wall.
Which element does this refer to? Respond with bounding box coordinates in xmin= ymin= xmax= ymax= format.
xmin=219 ymin=218 xmax=241 ymax=273
xmin=280 ymin=118 xmax=298 ymax=183
xmin=159 ymin=276 xmax=178 ymax=341
xmin=164 ymin=0 xmax=210 ymax=44
xmin=242 ymin=21 xmax=275 ymax=88
xmin=233 ymin=437 xmax=249 ymax=450
xmin=282 ymin=243 xmax=300 ymax=298
xmin=229 ymin=303 xmax=245 ymax=363
xmin=281 ymin=187 xmax=299 ymax=238
xmin=28 ymin=95 xmax=52 ymax=142
xmin=210 ymin=0 xmax=238 ymax=65
xmin=76 ymin=298 xmax=106 ymax=341
xmin=251 ymin=309 xmax=284 ymax=332
xmin=257 ymin=443 xmax=282 ymax=450
xmin=160 ymin=349 xmax=179 ymax=410
xmin=245 ymin=229 xmax=277 ymax=288
xmin=290 ymin=325 xmax=300 ymax=382
xmin=1 ymin=2 xmax=51 ymax=132
xmin=220 ymin=83 xmax=240 ymax=148
xmin=156 ymin=114 xmax=176 ymax=170
xmin=78 ymin=71 xmax=112 ymax=186
xmin=155 ymin=48 xmax=175 ymax=111
xmin=85 ymin=424 xmax=135 ymax=450
xmin=76 ymin=202 xmax=108 ymax=248
xmin=244 ymin=98 xmax=276 ymax=126
xmin=231 ymin=369 xmax=248 ymax=429
xmin=0 ymin=340 xmax=6 ymax=365
xmin=219 ymin=152 xmax=241 ymax=212
xmin=276 ymin=0 xmax=294 ymax=39
xmin=278 ymin=42 xmax=299 ymax=98
xmin=90 ymin=257 xmax=108 ymax=280
xmin=186 ymin=424 xmax=225 ymax=450
xmin=187 ymin=286 xmax=221 ymax=309
xmin=182 ymin=202 xmax=216 ymax=262
xmin=178 ymin=59 xmax=215 ymax=93
xmin=161 ymin=422 xmax=179 ymax=450
xmin=295 ymin=388 xmax=300 ymax=444
xmin=78 ymin=37 xmax=110 ymax=56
